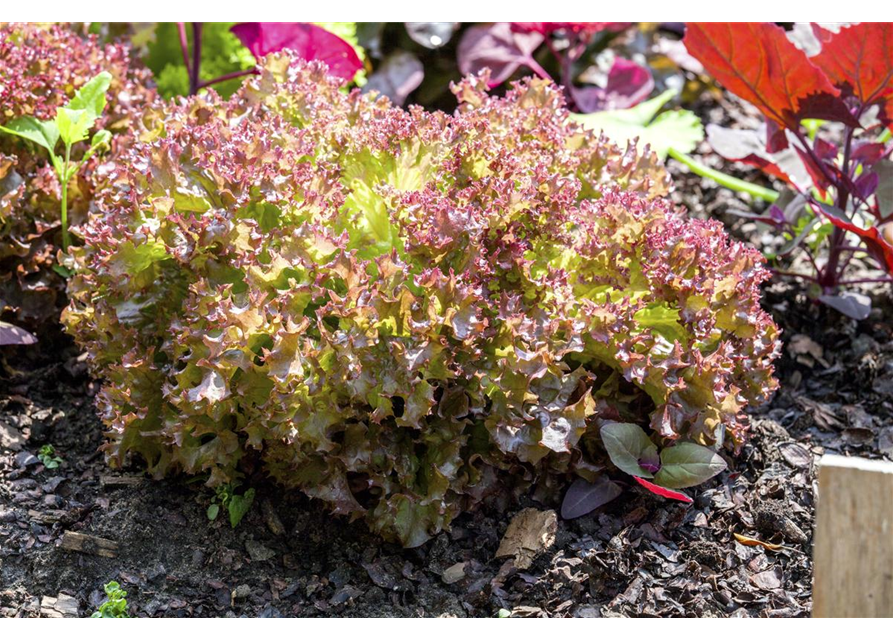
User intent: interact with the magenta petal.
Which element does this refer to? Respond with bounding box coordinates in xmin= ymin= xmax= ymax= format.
xmin=634 ymin=476 xmax=693 ymax=503
xmin=231 ymin=22 xmax=362 ymax=82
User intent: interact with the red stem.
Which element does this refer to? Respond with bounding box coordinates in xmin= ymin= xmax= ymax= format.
xmin=176 ymin=22 xmax=191 ymax=75
xmin=198 ymin=68 xmax=259 ymax=90
xmin=189 ymin=23 xmax=203 ymax=96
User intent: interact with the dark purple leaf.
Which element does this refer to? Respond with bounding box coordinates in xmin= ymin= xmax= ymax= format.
xmin=457 ymin=22 xmax=545 ymax=88
xmin=854 ymin=171 xmax=880 ymax=201
xmin=818 ymin=292 xmax=872 ymax=320
xmin=363 ymin=52 xmax=423 ymax=106
xmin=637 ymin=452 xmax=661 ymax=475
xmin=571 ymin=58 xmax=654 ymax=113
xmin=230 ymin=23 xmax=363 ymax=82
xmin=0 ymin=321 xmax=37 ymax=346
xmin=561 ymin=476 xmax=622 ymax=519
xmin=852 ymin=142 xmax=888 ymax=167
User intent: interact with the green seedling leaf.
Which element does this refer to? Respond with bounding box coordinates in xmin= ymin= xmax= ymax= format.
xmin=653 ymin=442 xmax=727 ymax=488
xmin=571 ymin=89 xmax=704 ymax=159
xmin=600 ymin=422 xmax=658 ymax=478
xmin=91 ymin=580 xmax=129 ymax=618
xmin=56 ymin=107 xmax=92 ymax=146
xmin=68 ymin=71 xmax=112 ymax=118
xmin=0 ymin=116 xmax=59 ymax=154
xmin=227 ymin=487 xmax=255 ymax=528
xmin=207 ymin=503 xmax=220 ymax=520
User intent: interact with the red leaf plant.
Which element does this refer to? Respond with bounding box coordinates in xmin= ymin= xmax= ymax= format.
xmin=458 ymin=22 xmax=652 ymax=114
xmin=685 ymin=22 xmax=893 ymax=318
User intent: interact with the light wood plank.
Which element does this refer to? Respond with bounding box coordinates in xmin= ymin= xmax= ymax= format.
xmin=813 ymin=454 xmax=893 ymax=617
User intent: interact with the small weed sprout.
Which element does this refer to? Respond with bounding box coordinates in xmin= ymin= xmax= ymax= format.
xmin=91 ymin=581 xmax=129 ymax=618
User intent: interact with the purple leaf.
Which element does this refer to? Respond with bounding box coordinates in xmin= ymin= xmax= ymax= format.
xmin=457 ymin=22 xmax=545 ymax=88
xmin=637 ymin=452 xmax=661 ymax=475
xmin=0 ymin=321 xmax=37 ymax=346
xmin=230 ymin=23 xmax=363 ymax=82
xmin=363 ymin=51 xmax=423 ymax=106
xmin=818 ymin=292 xmax=872 ymax=320
xmin=571 ymin=58 xmax=654 ymax=113
xmin=854 ymin=171 xmax=880 ymax=201
xmin=561 ymin=476 xmax=622 ymax=519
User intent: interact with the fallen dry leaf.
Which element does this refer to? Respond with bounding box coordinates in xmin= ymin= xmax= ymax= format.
xmin=787 ymin=334 xmax=829 ymax=368
xmin=778 ymin=442 xmax=812 ymax=469
xmin=495 ymin=508 xmax=557 ymax=570
xmin=734 ymin=532 xmax=784 ymax=551
xmin=750 ymin=567 xmax=783 ymax=590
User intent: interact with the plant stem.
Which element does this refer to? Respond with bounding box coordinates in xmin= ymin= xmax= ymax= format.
xmin=820 ymin=126 xmax=855 ymax=290
xmin=198 ymin=68 xmax=258 ymax=90
xmin=176 ymin=23 xmax=191 ymax=75
xmin=770 ymin=268 xmax=820 ymax=283
xmin=60 ymin=144 xmax=71 ymax=252
xmin=838 ymin=277 xmax=893 ymax=286
xmin=189 ymin=23 xmax=203 ymax=96
xmin=667 ymin=148 xmax=780 ymax=203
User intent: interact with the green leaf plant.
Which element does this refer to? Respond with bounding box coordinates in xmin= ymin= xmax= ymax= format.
xmin=207 ymin=481 xmax=256 ymax=528
xmin=90 ymin=581 xmax=129 ymax=618
xmin=0 ymin=72 xmax=112 ymax=253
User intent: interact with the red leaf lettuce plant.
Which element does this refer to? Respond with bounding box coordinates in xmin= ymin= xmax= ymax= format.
xmin=63 ymin=55 xmax=779 ymax=546
xmin=680 ymin=22 xmax=893 ymax=320
xmin=458 ymin=22 xmax=653 ymax=114
xmin=0 ymin=23 xmax=157 ymax=332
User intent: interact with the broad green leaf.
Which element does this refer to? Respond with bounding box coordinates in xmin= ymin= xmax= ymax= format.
xmin=571 ymin=89 xmax=704 ymax=159
xmin=0 ymin=116 xmax=59 ymax=154
xmin=634 ymin=302 xmax=687 ymax=343
xmin=56 ymin=107 xmax=92 ymax=145
xmin=653 ymin=442 xmax=727 ymax=488
xmin=227 ymin=488 xmax=255 ymax=527
xmin=600 ymin=422 xmax=658 ymax=478
xmin=67 ymin=71 xmax=112 ymax=119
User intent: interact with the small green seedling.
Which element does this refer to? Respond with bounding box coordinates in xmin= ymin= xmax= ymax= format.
xmin=90 ymin=581 xmax=129 ymax=618
xmin=37 ymin=444 xmax=63 ymax=469
xmin=0 ymin=71 xmax=112 ymax=252
xmin=207 ymin=482 xmax=255 ymax=528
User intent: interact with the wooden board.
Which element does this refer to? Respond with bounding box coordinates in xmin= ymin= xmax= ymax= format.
xmin=813 ymin=455 xmax=893 ymax=617
xmin=60 ymin=531 xmax=119 ymax=558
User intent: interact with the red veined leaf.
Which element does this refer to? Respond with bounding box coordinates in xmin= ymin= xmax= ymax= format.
xmin=633 ymin=476 xmax=693 ymax=503
xmin=684 ymin=23 xmax=855 ymax=130
xmin=817 ymin=203 xmax=893 ymax=273
xmin=812 ymin=23 xmax=893 ymax=124
xmin=230 ymin=23 xmax=363 ymax=82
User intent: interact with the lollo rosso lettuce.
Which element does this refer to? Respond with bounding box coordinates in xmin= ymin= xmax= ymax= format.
xmin=63 ymin=54 xmax=778 ymax=546
xmin=0 ymin=22 xmax=158 ymax=330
